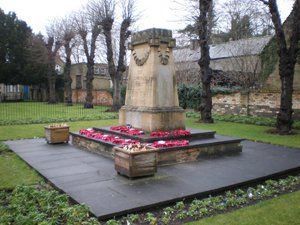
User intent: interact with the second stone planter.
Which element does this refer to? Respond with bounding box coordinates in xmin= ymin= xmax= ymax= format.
xmin=114 ymin=145 xmax=158 ymax=178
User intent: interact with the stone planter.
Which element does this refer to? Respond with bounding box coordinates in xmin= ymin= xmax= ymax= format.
xmin=44 ymin=125 xmax=69 ymax=144
xmin=114 ymin=145 xmax=158 ymax=178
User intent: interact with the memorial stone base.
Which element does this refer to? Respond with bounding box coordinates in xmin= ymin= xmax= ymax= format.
xmin=119 ymin=106 xmax=185 ymax=132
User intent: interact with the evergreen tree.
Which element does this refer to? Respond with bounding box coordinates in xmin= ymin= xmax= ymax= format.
xmin=0 ymin=9 xmax=31 ymax=84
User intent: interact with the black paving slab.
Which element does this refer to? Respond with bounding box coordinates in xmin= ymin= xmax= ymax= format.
xmin=5 ymin=137 xmax=300 ymax=219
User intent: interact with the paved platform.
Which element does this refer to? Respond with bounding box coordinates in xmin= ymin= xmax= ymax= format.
xmin=5 ymin=137 xmax=300 ymax=219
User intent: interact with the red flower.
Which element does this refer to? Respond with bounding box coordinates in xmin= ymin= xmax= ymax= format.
xmin=151 ymin=140 xmax=189 ymax=148
xmin=150 ymin=131 xmax=170 ymax=137
xmin=171 ymin=129 xmax=191 ymax=136
xmin=79 ymin=129 xmax=141 ymax=146
xmin=110 ymin=126 xmax=144 ymax=135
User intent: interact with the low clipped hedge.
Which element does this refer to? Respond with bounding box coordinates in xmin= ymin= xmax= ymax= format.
xmin=186 ymin=112 xmax=300 ymax=130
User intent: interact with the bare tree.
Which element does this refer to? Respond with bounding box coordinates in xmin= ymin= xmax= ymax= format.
xmin=98 ymin=0 xmax=117 ymax=109
xmin=60 ymin=15 xmax=76 ymax=106
xmin=198 ymin=0 xmax=214 ymax=123
xmin=98 ymin=0 xmax=136 ymax=111
xmin=74 ymin=1 xmax=102 ymax=108
xmin=219 ymin=0 xmax=273 ymax=40
xmin=45 ymin=21 xmax=63 ymax=104
xmin=258 ymin=0 xmax=300 ymax=134
xmin=177 ymin=0 xmax=218 ymax=44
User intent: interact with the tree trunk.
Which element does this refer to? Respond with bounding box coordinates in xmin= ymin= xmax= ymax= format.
xmin=64 ymin=68 xmax=73 ymax=106
xmin=199 ymin=79 xmax=214 ymax=123
xmin=261 ymin=0 xmax=300 ymax=134
xmin=103 ymin=24 xmax=117 ymax=111
xmin=45 ymin=35 xmax=62 ymax=104
xmin=276 ymin=57 xmax=294 ymax=134
xmin=64 ymin=44 xmax=73 ymax=106
xmin=47 ymin=70 xmax=56 ymax=104
xmin=112 ymin=73 xmax=122 ymax=111
xmin=198 ymin=0 xmax=214 ymax=123
xmin=84 ymin=64 xmax=94 ymax=109
xmin=247 ymin=91 xmax=250 ymax=116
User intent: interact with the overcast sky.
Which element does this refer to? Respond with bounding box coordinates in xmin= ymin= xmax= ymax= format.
xmin=0 ymin=0 xmax=294 ymax=34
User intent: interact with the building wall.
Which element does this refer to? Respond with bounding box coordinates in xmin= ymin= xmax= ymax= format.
xmin=210 ymin=55 xmax=262 ymax=73
xmin=70 ymin=63 xmax=112 ymax=105
xmin=72 ymin=89 xmax=112 ymax=106
xmin=0 ymin=84 xmax=23 ymax=101
xmin=212 ymin=91 xmax=300 ymax=119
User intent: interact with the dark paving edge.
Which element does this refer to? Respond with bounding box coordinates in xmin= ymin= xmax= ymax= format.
xmin=5 ymin=138 xmax=300 ymax=220
xmin=97 ymin=166 xmax=300 ymax=220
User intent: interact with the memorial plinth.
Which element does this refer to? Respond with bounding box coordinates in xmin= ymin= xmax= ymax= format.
xmin=119 ymin=28 xmax=185 ymax=132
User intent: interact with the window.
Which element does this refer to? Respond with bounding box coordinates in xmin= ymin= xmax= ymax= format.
xmin=94 ymin=66 xmax=107 ymax=76
xmin=94 ymin=67 xmax=100 ymax=75
xmin=100 ymin=67 xmax=107 ymax=75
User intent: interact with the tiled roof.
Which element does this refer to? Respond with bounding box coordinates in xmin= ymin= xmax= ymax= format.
xmin=173 ymin=36 xmax=272 ymax=63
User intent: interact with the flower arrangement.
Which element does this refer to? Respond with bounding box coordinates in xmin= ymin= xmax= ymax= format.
xmin=122 ymin=143 xmax=149 ymax=152
xmin=79 ymin=129 xmax=140 ymax=145
xmin=150 ymin=129 xmax=191 ymax=137
xmin=79 ymin=128 xmax=190 ymax=148
xmin=110 ymin=126 xmax=145 ymax=135
xmin=171 ymin=129 xmax=191 ymax=136
xmin=109 ymin=126 xmax=191 ymax=137
xmin=151 ymin=140 xmax=189 ymax=148
xmin=150 ymin=131 xmax=170 ymax=137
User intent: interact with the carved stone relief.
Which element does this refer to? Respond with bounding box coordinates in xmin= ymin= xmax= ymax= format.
xmin=158 ymin=47 xmax=170 ymax=65
xmin=132 ymin=47 xmax=150 ymax=66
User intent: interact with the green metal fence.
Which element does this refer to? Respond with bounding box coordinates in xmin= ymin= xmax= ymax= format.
xmin=0 ymin=102 xmax=117 ymax=125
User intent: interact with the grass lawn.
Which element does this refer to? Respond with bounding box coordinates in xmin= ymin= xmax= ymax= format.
xmin=186 ymin=190 xmax=300 ymax=225
xmin=0 ymin=102 xmax=116 ymax=125
xmin=186 ymin=119 xmax=300 ymax=148
xmin=0 ymin=153 xmax=43 ymax=190
xmin=0 ymin=142 xmax=42 ymax=190
xmin=0 ymin=119 xmax=118 ymax=141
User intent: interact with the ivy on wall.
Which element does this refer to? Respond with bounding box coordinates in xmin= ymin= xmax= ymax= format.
xmin=260 ymin=37 xmax=278 ymax=83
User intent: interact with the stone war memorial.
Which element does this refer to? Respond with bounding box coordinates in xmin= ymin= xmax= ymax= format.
xmin=71 ymin=28 xmax=243 ymax=178
xmin=119 ymin=28 xmax=185 ymax=132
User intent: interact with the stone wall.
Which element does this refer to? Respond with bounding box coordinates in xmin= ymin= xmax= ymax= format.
xmin=213 ymin=91 xmax=300 ymax=119
xmin=72 ymin=89 xmax=113 ymax=106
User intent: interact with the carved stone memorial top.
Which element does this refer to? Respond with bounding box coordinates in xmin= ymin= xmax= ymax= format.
xmin=119 ymin=28 xmax=185 ymax=132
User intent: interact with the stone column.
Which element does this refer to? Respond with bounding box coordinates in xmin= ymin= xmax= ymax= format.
xmin=119 ymin=28 xmax=185 ymax=132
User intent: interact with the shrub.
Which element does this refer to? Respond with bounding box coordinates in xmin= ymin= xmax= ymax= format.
xmin=178 ymin=84 xmax=238 ymax=110
xmin=0 ymin=185 xmax=100 ymax=225
xmin=0 ymin=142 xmax=10 ymax=154
xmin=178 ymin=84 xmax=201 ymax=110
